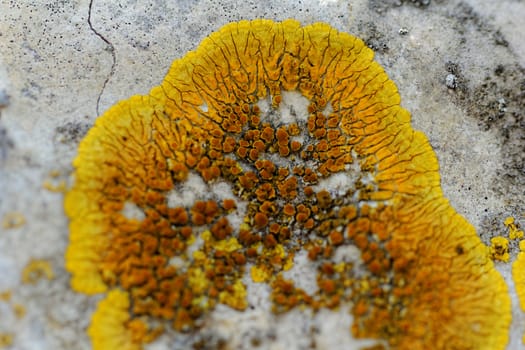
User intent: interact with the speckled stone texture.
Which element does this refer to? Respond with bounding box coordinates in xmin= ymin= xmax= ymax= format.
xmin=0 ymin=1 xmax=524 ymax=349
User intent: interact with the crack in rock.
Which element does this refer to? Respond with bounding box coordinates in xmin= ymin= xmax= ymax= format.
xmin=88 ymin=0 xmax=116 ymax=116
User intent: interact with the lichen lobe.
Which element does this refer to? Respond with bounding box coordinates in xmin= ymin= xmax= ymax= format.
xmin=65 ymin=19 xmax=510 ymax=350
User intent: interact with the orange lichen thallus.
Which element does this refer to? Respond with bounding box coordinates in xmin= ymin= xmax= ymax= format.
xmin=65 ymin=19 xmax=511 ymax=349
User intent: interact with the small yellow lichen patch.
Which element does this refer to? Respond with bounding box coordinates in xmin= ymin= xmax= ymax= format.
xmin=490 ymin=236 xmax=510 ymax=262
xmin=0 ymin=333 xmax=13 ymax=348
xmin=505 ymin=216 xmax=524 ymax=240
xmin=43 ymin=179 xmax=67 ymax=192
xmin=0 ymin=290 xmax=11 ymax=301
xmin=219 ymin=280 xmax=248 ymax=310
xmin=1 ymin=212 xmax=26 ymax=229
xmin=43 ymin=170 xmax=67 ymax=192
xmin=13 ymin=304 xmax=26 ymax=319
xmin=0 ymin=290 xmax=26 ymax=320
xmin=21 ymin=259 xmax=54 ymax=284
xmin=251 ymin=264 xmax=272 ymax=283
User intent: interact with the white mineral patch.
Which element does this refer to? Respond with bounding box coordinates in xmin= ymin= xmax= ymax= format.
xmin=332 ymin=244 xmax=369 ymax=279
xmin=332 ymin=244 xmax=362 ymax=264
xmin=167 ymin=173 xmax=246 ymax=215
xmin=206 ymin=303 xmax=273 ymax=348
xmin=243 ymin=268 xmax=272 ymax=311
xmin=257 ymin=90 xmax=310 ymax=125
xmin=322 ymin=101 xmax=333 ymax=115
xmin=166 ymin=172 xmax=206 ymax=208
xmin=225 ymin=207 xmax=246 ymax=234
xmin=281 ymin=249 xmax=319 ymax=294
xmin=167 ymin=256 xmax=186 ymax=270
xmin=209 ymin=180 xmax=235 ymax=201
xmin=268 ymin=310 xmax=318 ymax=349
xmin=313 ymin=308 xmax=386 ymax=350
xmin=359 ymin=170 xmax=376 ymax=185
xmin=256 ymin=95 xmax=271 ymax=117
xmin=312 ymin=172 xmax=359 ymax=197
xmin=210 ymin=181 xmax=248 ymax=231
xmin=278 ymin=90 xmax=310 ymax=123
xmin=120 ymin=201 xmax=145 ymax=220
xmin=289 ymin=134 xmax=305 ymax=144
xmin=199 ymin=103 xmax=208 ymax=112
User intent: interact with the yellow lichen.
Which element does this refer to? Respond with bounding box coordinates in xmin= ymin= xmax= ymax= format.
xmin=514 ymin=241 xmax=525 ymax=311
xmin=21 ymin=259 xmax=54 ymax=284
xmin=13 ymin=304 xmax=26 ymax=319
xmin=43 ymin=180 xmax=67 ymax=192
xmin=219 ymin=279 xmax=248 ymax=310
xmin=0 ymin=290 xmax=26 ymax=320
xmin=250 ymin=264 xmax=272 ymax=283
xmin=0 ymin=333 xmax=13 ymax=348
xmin=0 ymin=291 xmax=26 ymax=349
xmin=0 ymin=290 xmax=11 ymax=301
xmin=43 ymin=170 xmax=67 ymax=192
xmin=89 ymin=290 xmax=161 ymax=350
xmin=2 ymin=212 xmax=26 ymax=229
xmin=505 ymin=216 xmax=524 ymax=240
xmin=490 ymin=236 xmax=510 ymax=262
xmin=65 ymin=19 xmax=510 ymax=350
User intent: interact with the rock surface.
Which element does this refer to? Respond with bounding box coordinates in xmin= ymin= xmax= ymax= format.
xmin=0 ymin=1 xmax=523 ymax=349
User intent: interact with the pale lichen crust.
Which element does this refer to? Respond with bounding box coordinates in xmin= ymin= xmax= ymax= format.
xmin=65 ymin=19 xmax=511 ymax=349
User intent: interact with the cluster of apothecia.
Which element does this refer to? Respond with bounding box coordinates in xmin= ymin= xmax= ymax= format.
xmin=65 ymin=19 xmax=511 ymax=350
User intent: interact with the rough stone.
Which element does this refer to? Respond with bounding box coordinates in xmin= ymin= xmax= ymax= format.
xmin=0 ymin=0 xmax=524 ymax=349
